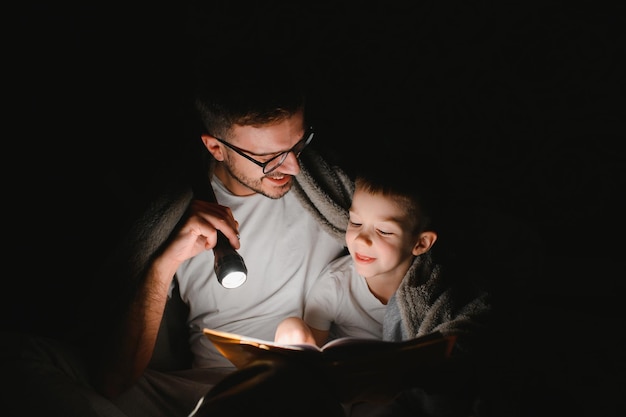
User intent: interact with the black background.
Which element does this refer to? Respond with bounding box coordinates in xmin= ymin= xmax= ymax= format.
xmin=5 ymin=2 xmax=626 ymax=416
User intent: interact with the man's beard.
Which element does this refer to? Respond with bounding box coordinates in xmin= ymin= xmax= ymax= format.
xmin=223 ymin=160 xmax=293 ymax=199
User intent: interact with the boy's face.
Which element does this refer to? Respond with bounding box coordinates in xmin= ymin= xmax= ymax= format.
xmin=346 ymin=188 xmax=419 ymax=281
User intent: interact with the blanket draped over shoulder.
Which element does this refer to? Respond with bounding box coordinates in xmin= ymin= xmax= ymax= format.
xmin=383 ymin=253 xmax=491 ymax=354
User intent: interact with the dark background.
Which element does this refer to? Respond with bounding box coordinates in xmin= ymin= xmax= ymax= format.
xmin=5 ymin=1 xmax=625 ymax=416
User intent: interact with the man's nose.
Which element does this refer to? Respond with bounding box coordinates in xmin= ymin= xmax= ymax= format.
xmin=277 ymin=151 xmax=301 ymax=175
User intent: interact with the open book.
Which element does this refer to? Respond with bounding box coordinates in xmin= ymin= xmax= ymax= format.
xmin=203 ymin=328 xmax=457 ymax=403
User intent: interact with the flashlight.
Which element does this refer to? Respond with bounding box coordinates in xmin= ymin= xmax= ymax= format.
xmin=199 ymin=181 xmax=248 ymax=288
xmin=213 ymin=230 xmax=247 ymax=288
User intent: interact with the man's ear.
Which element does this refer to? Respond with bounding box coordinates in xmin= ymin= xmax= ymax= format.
xmin=412 ymin=231 xmax=438 ymax=256
xmin=201 ymin=134 xmax=224 ymax=161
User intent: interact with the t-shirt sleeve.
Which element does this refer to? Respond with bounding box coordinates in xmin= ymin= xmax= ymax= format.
xmin=303 ymin=263 xmax=344 ymax=331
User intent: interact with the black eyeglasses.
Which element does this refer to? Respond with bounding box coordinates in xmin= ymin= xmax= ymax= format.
xmin=215 ymin=127 xmax=314 ymax=174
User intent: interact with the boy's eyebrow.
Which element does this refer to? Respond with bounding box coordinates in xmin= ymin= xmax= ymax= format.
xmin=348 ymin=211 xmax=405 ymax=225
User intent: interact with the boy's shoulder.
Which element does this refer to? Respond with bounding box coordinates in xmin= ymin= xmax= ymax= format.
xmin=327 ymin=253 xmax=353 ymax=270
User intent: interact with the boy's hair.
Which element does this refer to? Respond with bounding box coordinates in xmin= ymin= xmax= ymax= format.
xmin=354 ymin=166 xmax=437 ymax=236
xmin=193 ymin=50 xmax=308 ymax=140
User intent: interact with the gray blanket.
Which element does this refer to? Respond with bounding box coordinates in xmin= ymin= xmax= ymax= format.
xmin=383 ymin=253 xmax=491 ymax=354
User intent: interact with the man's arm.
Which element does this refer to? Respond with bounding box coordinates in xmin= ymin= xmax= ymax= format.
xmin=82 ymin=187 xmax=241 ymax=398
xmin=88 ymin=256 xmax=179 ymax=399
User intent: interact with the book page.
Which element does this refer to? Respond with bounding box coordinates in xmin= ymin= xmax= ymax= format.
xmin=320 ymin=331 xmax=454 ymax=357
xmin=202 ymin=328 xmax=323 ymax=368
xmin=203 ymin=328 xmax=321 ymax=351
xmin=321 ymin=336 xmax=384 ymax=350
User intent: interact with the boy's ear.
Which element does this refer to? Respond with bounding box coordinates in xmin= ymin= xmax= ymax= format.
xmin=201 ymin=134 xmax=225 ymax=161
xmin=412 ymin=231 xmax=438 ymax=256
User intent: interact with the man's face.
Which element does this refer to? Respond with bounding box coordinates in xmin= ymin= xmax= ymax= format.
xmin=204 ymin=110 xmax=307 ymax=199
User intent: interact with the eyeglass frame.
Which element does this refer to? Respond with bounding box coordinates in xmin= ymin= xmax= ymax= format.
xmin=213 ymin=127 xmax=314 ymax=174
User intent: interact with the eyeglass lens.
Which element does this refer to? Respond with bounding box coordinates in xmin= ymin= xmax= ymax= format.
xmin=263 ymin=131 xmax=313 ymax=174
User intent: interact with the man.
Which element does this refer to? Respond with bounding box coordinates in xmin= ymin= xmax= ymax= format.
xmin=82 ymin=51 xmax=355 ymax=416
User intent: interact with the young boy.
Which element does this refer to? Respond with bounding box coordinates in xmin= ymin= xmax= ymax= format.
xmin=276 ymin=168 xmax=438 ymax=347
xmin=275 ymin=164 xmax=492 ymax=416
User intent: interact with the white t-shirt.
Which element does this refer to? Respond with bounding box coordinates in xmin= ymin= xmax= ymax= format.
xmin=176 ymin=177 xmax=346 ymax=368
xmin=303 ymin=255 xmax=387 ymax=341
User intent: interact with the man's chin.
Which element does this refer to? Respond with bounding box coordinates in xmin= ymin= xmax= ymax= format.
xmin=262 ymin=177 xmax=293 ymax=199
